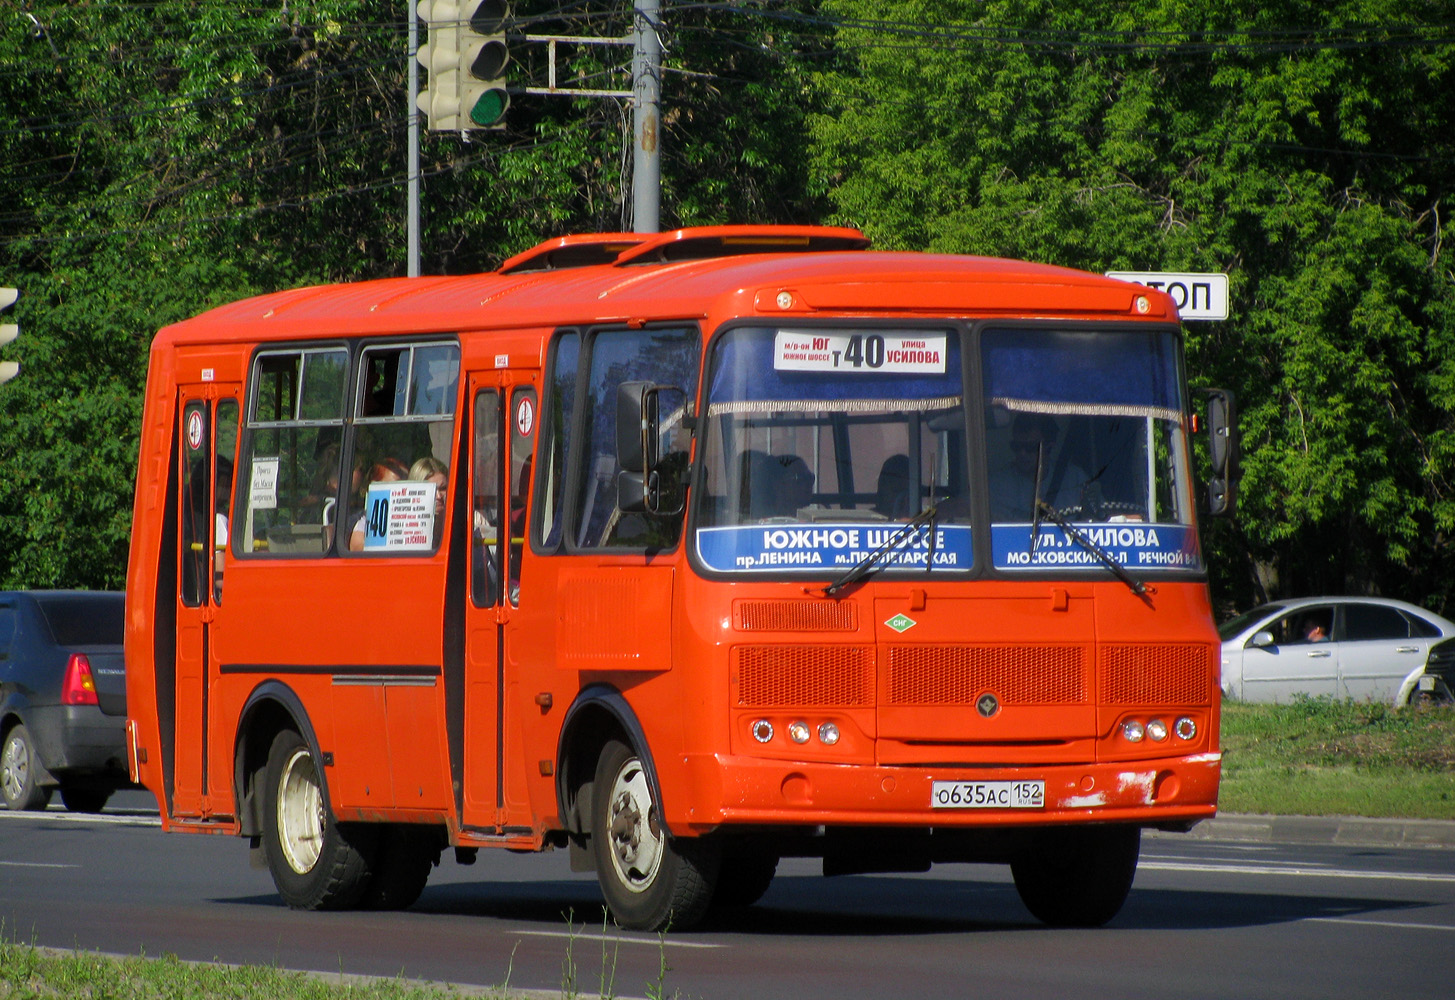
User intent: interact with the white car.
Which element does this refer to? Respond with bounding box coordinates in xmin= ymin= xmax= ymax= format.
xmin=1218 ymin=596 xmax=1455 ymax=706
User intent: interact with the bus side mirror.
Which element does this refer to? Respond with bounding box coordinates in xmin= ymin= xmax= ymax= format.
xmin=616 ymin=382 xmax=689 ymax=515
xmin=1202 ymin=388 xmax=1239 ymax=517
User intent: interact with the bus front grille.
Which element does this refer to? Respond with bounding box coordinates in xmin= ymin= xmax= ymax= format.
xmin=1099 ymin=643 xmax=1213 ymax=705
xmin=734 ymin=645 xmax=874 ymax=706
xmin=885 ymin=645 xmax=1087 ymax=706
xmin=733 ymin=600 xmax=858 ymax=632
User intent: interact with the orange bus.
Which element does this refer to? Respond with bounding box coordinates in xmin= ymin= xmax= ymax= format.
xmin=125 ymin=225 xmax=1238 ymax=931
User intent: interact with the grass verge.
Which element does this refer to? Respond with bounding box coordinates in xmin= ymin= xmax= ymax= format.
xmin=0 ymin=940 xmax=506 ymax=999
xmin=1219 ymin=699 xmax=1455 ymax=819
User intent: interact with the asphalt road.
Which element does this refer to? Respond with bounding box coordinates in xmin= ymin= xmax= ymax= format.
xmin=3 ymin=791 xmax=1453 ymax=1000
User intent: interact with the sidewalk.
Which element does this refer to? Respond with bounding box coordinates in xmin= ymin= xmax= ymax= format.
xmin=1149 ymin=812 xmax=1455 ymax=850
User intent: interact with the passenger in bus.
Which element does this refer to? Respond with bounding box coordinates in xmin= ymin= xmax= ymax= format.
xmin=409 ymin=456 xmax=449 ymax=546
xmin=741 ymin=450 xmax=815 ymax=521
xmin=348 ymin=457 xmax=409 ymax=551
xmin=989 ymin=413 xmax=1084 ymax=521
xmin=213 ymin=457 xmax=233 ymax=593
xmin=874 ymin=454 xmax=913 ymax=518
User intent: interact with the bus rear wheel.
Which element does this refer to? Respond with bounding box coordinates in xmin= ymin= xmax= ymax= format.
xmin=1010 ymin=824 xmax=1140 ymax=927
xmin=262 ymin=729 xmax=377 ymax=910
xmin=360 ymin=825 xmax=436 ymax=910
xmin=591 ymin=739 xmax=719 ymax=931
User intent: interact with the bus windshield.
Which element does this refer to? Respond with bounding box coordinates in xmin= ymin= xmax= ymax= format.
xmin=982 ymin=327 xmax=1200 ymax=573
xmin=695 ymin=324 xmax=1200 ymax=576
xmin=694 ymin=326 xmax=972 ymax=574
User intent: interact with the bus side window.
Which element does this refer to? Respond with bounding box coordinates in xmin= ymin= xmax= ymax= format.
xmin=471 ymin=390 xmax=501 ymax=606
xmin=347 ymin=342 xmax=459 ymax=555
xmin=570 ymin=326 xmax=700 ymax=550
xmin=508 ymin=387 xmax=536 ymax=606
xmin=536 ymin=331 xmax=579 ymax=553
xmin=239 ymin=348 xmax=348 ymax=557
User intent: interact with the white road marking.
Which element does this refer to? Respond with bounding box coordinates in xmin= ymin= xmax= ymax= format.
xmin=513 ymin=930 xmax=727 ymax=949
xmin=0 ymin=809 xmax=161 ymax=827
xmin=0 ymin=860 xmax=79 ymax=868
xmin=1306 ymin=917 xmax=1455 ymax=933
xmin=1140 ymin=860 xmax=1455 ymax=883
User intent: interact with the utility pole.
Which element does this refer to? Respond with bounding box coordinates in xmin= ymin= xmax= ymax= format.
xmin=631 ymin=0 xmax=661 ymax=233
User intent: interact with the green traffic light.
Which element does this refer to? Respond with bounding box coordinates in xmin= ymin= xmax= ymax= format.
xmin=470 ymin=89 xmax=509 ymax=127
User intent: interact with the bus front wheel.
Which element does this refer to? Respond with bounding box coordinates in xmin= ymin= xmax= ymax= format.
xmin=262 ymin=729 xmax=377 ymax=910
xmin=591 ymin=739 xmax=719 ymax=931
xmin=1010 ymin=824 xmax=1140 ymax=927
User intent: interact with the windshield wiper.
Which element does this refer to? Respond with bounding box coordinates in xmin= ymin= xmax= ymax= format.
xmin=1033 ymin=499 xmax=1153 ymax=606
xmin=819 ymin=503 xmax=940 ymax=598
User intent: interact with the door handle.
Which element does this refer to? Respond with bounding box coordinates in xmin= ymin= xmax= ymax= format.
xmin=1306 ymin=649 xmax=1332 ymax=658
xmin=1396 ymin=646 xmax=1419 ymax=653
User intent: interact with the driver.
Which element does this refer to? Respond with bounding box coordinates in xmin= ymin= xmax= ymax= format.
xmin=989 ymin=412 xmax=1085 ymax=521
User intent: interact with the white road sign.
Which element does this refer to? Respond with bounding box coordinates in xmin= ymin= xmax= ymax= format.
xmin=1107 ymin=271 xmax=1229 ymax=321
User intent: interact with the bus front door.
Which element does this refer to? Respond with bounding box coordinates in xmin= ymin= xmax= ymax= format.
xmin=172 ymin=384 xmax=240 ymax=819
xmin=460 ymin=377 xmax=537 ymax=834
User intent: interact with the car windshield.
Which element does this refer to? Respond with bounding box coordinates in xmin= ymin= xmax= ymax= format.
xmin=35 ymin=593 xmax=125 ymax=646
xmin=694 ymin=326 xmax=971 ymax=574
xmin=1217 ymin=603 xmax=1286 ymax=641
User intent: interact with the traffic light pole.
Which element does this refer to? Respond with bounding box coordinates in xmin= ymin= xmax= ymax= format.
xmin=407 ymin=2 xmax=421 ymax=278
xmin=631 ymin=0 xmax=660 ymax=233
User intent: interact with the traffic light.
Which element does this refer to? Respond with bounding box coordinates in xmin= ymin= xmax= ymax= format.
xmin=461 ymin=1 xmax=510 ymax=129
xmin=0 ymin=287 xmax=17 ymax=385
xmin=416 ymin=1 xmax=510 ymax=132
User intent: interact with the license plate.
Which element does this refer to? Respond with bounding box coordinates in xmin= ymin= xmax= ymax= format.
xmin=930 ymin=780 xmax=1045 ymax=809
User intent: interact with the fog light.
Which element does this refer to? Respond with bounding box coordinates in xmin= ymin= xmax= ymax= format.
xmin=751 ymin=719 xmax=773 ymax=743
xmin=1122 ymin=720 xmax=1145 ymax=743
xmin=818 ymin=722 xmax=840 ymax=745
xmin=788 ymin=721 xmax=811 ymax=744
xmin=1147 ymin=719 xmax=1169 ymax=742
xmin=1175 ymin=717 xmax=1197 ymax=740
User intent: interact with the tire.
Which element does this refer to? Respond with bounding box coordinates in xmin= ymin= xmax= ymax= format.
xmin=1011 ymin=825 xmax=1141 ymax=928
xmin=59 ymin=786 xmax=111 ymax=814
xmin=360 ymin=825 xmax=436 ymax=911
xmin=261 ymin=729 xmax=378 ymax=910
xmin=591 ymin=739 xmax=719 ymax=931
xmin=712 ymin=848 xmax=778 ymax=909
xmin=2 ymin=724 xmax=52 ymax=812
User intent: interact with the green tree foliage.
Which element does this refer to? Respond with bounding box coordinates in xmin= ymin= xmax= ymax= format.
xmin=0 ymin=2 xmax=820 ymax=588
xmin=809 ymin=0 xmax=1455 ymax=611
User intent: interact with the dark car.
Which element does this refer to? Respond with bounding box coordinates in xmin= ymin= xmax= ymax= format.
xmin=0 ymin=591 xmax=129 ymax=812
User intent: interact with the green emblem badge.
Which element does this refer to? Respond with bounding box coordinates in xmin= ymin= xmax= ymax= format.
xmin=885 ymin=613 xmax=917 ymax=633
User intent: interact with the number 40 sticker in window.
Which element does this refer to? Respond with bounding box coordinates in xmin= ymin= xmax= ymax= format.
xmin=362 ymin=481 xmax=438 ymax=551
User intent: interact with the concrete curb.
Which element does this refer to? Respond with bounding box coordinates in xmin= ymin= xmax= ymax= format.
xmin=1148 ymin=812 xmax=1455 ymax=850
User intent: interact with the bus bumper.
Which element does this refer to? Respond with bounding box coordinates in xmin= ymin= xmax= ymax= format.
xmin=673 ymin=751 xmax=1220 ymax=832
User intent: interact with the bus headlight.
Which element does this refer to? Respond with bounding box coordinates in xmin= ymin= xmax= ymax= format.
xmin=818 ymin=722 xmax=840 ymax=746
xmin=787 ymin=721 xmax=811 ymax=744
xmin=1122 ymin=720 xmax=1145 ymax=743
xmin=1175 ymin=717 xmax=1197 ymax=740
xmin=751 ymin=720 xmax=774 ymax=743
xmin=1146 ymin=719 xmax=1169 ymax=742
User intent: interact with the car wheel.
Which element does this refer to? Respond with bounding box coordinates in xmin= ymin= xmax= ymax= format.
xmin=1011 ymin=825 xmax=1141 ymax=927
xmin=591 ymin=739 xmax=719 ymax=931
xmin=261 ymin=729 xmax=378 ymax=910
xmin=59 ymin=786 xmax=111 ymax=813
xmin=2 ymin=725 xmax=53 ymax=811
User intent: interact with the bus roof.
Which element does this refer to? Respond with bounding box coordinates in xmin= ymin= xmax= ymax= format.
xmin=153 ymin=225 xmax=1174 ymax=348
